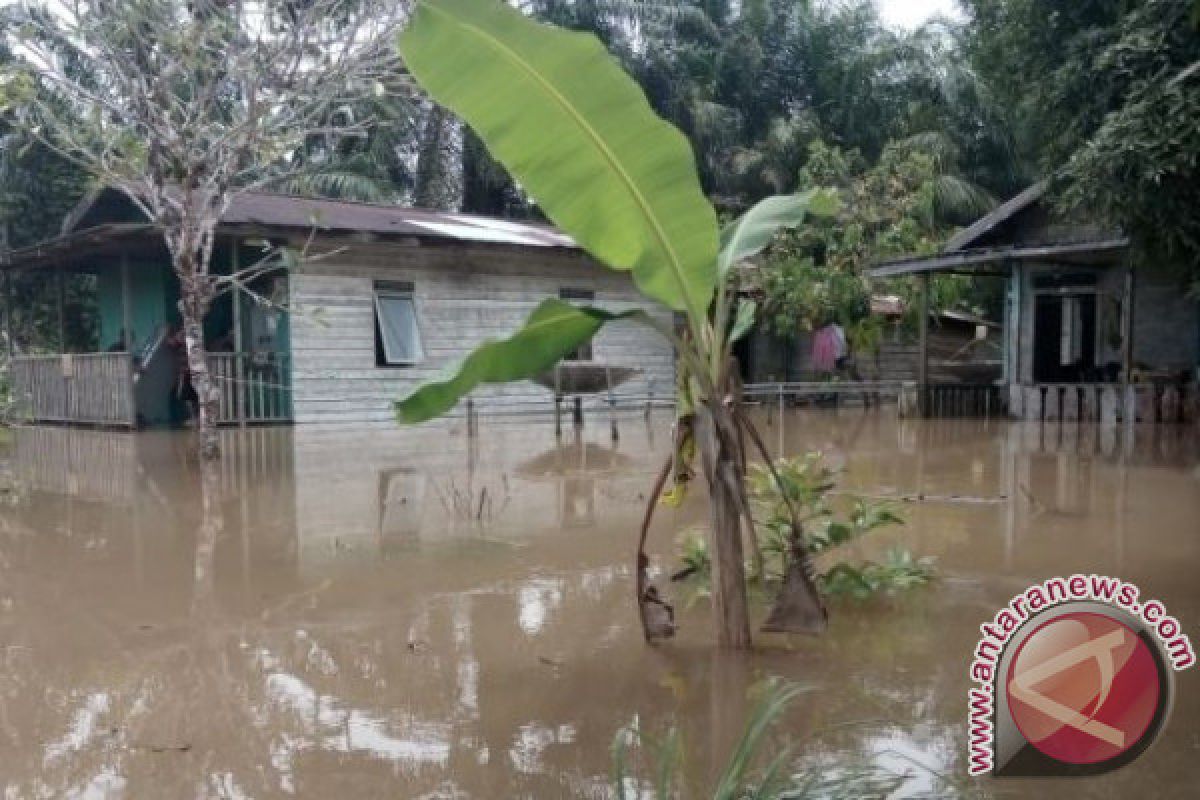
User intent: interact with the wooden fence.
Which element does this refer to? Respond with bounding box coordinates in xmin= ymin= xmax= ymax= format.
xmin=10 ymin=353 xmax=136 ymax=427
xmin=205 ymin=353 xmax=293 ymax=425
xmin=923 ymin=383 xmax=1007 ymax=418
xmin=1011 ymin=382 xmax=1195 ymax=424
xmin=10 ymin=351 xmax=292 ymax=428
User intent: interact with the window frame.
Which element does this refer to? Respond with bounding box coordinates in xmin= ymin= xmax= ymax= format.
xmin=373 ymin=280 xmax=424 ymax=368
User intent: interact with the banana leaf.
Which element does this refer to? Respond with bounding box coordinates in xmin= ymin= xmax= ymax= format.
xmin=395 ymin=298 xmax=638 ymax=423
xmin=717 ymin=188 xmax=840 ymax=276
xmin=399 ymin=0 xmax=718 ymax=318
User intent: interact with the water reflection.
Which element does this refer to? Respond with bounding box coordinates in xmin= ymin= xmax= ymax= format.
xmin=0 ymin=412 xmax=1197 ymax=797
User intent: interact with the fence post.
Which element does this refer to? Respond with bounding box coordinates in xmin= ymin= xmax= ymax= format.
xmin=553 ymin=364 xmax=562 ymax=438
xmin=607 ymin=365 xmax=618 ymax=442
xmin=126 ymin=353 xmax=137 ymax=428
xmin=917 ymin=272 xmax=930 ymax=417
xmin=231 ymin=239 xmax=247 ymax=428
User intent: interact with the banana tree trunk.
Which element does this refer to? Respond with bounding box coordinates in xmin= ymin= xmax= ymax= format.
xmin=696 ymin=401 xmax=753 ymax=649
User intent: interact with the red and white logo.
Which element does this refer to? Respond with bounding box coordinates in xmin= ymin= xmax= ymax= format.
xmin=967 ymin=576 xmax=1192 ymax=778
xmin=1006 ymin=611 xmax=1161 ymax=766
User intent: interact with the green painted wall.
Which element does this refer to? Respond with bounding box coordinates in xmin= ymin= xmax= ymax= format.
xmin=96 ymin=260 xmax=173 ymax=352
xmin=91 ymin=241 xmax=293 ymax=426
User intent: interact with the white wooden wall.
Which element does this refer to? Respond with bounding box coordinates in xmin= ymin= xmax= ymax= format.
xmin=288 ymin=242 xmax=676 ymax=425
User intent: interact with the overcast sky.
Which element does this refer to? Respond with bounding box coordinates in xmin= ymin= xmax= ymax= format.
xmin=876 ymin=0 xmax=964 ymax=29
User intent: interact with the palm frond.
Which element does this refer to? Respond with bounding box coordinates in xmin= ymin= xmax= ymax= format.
xmin=933 ymin=174 xmax=996 ymax=221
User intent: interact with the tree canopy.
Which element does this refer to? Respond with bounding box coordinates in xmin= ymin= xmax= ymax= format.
xmin=964 ymin=0 xmax=1200 ymax=288
xmin=0 ymin=0 xmax=1195 ymax=307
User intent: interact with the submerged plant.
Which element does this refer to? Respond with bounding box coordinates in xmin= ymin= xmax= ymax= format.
xmin=611 ymin=678 xmax=910 ymax=799
xmin=820 ymin=547 xmax=935 ymax=600
xmin=395 ymin=0 xmax=839 ymax=648
xmin=674 ymin=453 xmax=933 ymax=601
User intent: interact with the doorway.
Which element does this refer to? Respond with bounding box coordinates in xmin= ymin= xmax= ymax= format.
xmin=1033 ymin=293 xmax=1096 ymax=382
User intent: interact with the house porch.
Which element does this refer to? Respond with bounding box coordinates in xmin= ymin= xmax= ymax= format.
xmin=2 ymin=229 xmax=292 ymax=429
xmin=871 ymin=241 xmax=1199 ymax=424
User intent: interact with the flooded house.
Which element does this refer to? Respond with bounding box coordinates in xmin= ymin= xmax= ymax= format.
xmin=1 ymin=188 xmax=675 ymax=428
xmin=870 ymin=182 xmax=1200 ymax=422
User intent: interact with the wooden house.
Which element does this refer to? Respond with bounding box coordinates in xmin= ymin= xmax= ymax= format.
xmin=1 ymin=189 xmax=675 ymax=428
xmin=870 ymin=182 xmax=1199 ymax=422
xmin=735 ymin=296 xmax=1001 ymax=388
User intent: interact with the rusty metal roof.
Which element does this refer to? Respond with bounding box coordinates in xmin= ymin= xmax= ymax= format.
xmin=221 ymin=192 xmax=577 ymax=248
xmin=59 ymin=187 xmax=577 ymax=249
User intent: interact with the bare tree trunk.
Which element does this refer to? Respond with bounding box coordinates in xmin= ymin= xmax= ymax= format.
xmin=177 ymin=254 xmax=220 ymax=460
xmin=696 ymin=401 xmax=753 ymax=649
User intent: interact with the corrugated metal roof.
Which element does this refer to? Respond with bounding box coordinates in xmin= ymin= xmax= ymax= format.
xmin=222 ymin=192 xmax=577 ymax=249
xmin=61 ymin=187 xmax=578 ymax=249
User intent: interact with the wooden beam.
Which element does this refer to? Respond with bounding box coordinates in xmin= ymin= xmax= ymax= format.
xmin=231 ymin=237 xmax=246 ymax=428
xmin=1011 ymin=261 xmax=1023 ymax=386
xmin=1121 ymin=264 xmax=1135 ymax=382
xmin=869 ymin=238 xmax=1129 ymax=278
xmin=947 ymin=269 xmax=1010 ymax=277
xmin=918 ymin=272 xmax=930 ymax=416
xmin=120 ymin=250 xmax=132 ymax=350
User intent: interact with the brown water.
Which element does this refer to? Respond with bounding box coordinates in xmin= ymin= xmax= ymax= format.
xmin=0 ymin=411 xmax=1197 ymax=798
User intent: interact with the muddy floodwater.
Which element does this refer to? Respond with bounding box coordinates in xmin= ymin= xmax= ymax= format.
xmin=0 ymin=410 xmax=1197 ymax=798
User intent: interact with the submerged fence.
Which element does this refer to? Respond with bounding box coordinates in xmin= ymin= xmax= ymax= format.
xmin=10 ymin=351 xmax=293 ymax=428
xmin=1011 ymin=382 xmax=1196 ymax=425
xmin=10 ymin=353 xmax=137 ymax=427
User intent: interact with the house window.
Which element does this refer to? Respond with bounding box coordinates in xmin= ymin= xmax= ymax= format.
xmin=559 ymin=288 xmax=595 ymax=361
xmin=374 ymin=281 xmax=423 ymax=366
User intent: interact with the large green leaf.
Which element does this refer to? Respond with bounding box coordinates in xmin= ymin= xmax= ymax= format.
xmin=717 ymin=189 xmax=840 ymax=275
xmin=395 ymin=298 xmax=637 ymax=423
xmin=730 ymin=298 xmax=757 ymax=344
xmin=399 ymin=0 xmax=719 ymax=317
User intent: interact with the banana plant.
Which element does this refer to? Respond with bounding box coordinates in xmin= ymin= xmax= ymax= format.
xmin=396 ymin=0 xmax=837 ymax=648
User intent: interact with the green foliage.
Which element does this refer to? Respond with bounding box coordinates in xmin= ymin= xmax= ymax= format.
xmin=527 ymin=0 xmax=1023 ymax=210
xmin=759 ymin=138 xmax=997 ymax=341
xmin=611 ymin=678 xmax=910 ymax=799
xmin=400 ymin=0 xmax=719 ymax=319
xmin=747 ymin=454 xmax=901 ymax=559
xmin=675 ymin=452 xmax=931 ymax=599
xmin=676 ymin=527 xmax=711 ymax=577
xmin=397 ymin=0 xmax=833 ymax=420
xmin=745 ymin=454 xmax=932 ymax=599
xmin=718 ymin=188 xmax=840 ymax=276
xmin=821 ymin=548 xmax=936 ymax=600
xmin=965 ymin=0 xmax=1200 ymax=283
xmin=395 ymin=298 xmax=639 ymax=423
xmin=1054 ymin=0 xmax=1200 ymax=287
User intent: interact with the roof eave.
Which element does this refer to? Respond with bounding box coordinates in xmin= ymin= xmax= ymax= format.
xmin=867 ymin=238 xmax=1130 ymax=279
xmin=943 ymin=181 xmax=1048 ymax=252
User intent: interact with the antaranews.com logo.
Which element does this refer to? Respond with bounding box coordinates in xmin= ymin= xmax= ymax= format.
xmin=968 ymin=574 xmax=1195 ymax=777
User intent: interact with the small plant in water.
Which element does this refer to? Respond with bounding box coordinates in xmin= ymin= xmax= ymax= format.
xmin=611 ymin=678 xmax=909 ymax=799
xmin=674 ymin=453 xmax=933 ymax=600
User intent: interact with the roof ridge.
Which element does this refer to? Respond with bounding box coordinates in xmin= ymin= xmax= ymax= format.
xmin=234 ymin=189 xmax=560 ymax=232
